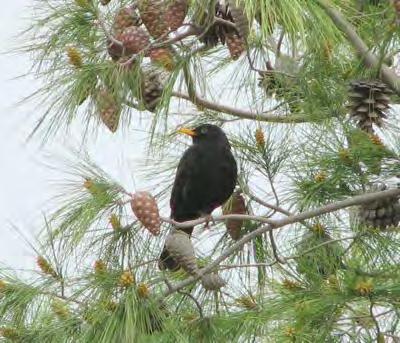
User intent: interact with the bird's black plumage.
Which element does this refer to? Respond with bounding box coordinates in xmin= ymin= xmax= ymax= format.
xmin=159 ymin=124 xmax=237 ymax=271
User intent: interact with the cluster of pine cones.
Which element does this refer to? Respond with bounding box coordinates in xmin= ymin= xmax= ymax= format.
xmin=100 ymin=1 xmax=189 ymax=131
xmin=85 ymin=0 xmax=249 ymax=132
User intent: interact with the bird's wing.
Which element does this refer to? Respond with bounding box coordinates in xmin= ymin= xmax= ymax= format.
xmin=170 ymin=145 xmax=199 ymax=221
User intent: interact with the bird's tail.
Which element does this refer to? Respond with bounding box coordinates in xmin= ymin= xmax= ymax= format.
xmin=158 ymin=227 xmax=193 ymax=271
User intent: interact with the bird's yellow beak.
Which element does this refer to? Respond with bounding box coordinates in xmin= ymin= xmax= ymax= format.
xmin=178 ymin=128 xmax=197 ymax=136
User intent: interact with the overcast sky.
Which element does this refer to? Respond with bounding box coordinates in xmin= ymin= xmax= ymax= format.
xmin=0 ymin=0 xmax=152 ymax=271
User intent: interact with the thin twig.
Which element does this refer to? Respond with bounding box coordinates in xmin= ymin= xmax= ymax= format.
xmin=177 ymin=290 xmax=204 ymax=318
xmin=268 ymin=230 xmax=286 ymax=264
xmin=369 ymin=299 xmax=382 ymax=340
xmin=249 ymin=193 xmax=291 ymax=216
xmin=276 ymin=29 xmax=285 ymax=58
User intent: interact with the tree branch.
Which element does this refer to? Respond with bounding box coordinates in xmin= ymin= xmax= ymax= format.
xmin=172 ymin=92 xmax=307 ymax=123
xmin=160 ymin=214 xmax=275 ymax=228
xmin=162 ymin=188 xmax=400 ymax=297
xmin=317 ymin=0 xmax=400 ymax=95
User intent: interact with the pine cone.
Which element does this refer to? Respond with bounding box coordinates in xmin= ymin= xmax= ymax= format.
xmin=100 ymin=0 xmax=111 ymax=5
xmin=165 ymin=230 xmax=198 ymax=275
xmin=347 ymin=80 xmax=392 ymax=134
xmin=119 ymin=270 xmax=135 ymax=287
xmin=96 ymin=89 xmax=120 ymax=133
xmin=215 ymin=0 xmax=248 ymax=57
xmin=356 ymin=183 xmax=400 ymax=229
xmin=222 ymin=191 xmax=246 ymax=240
xmin=198 ymin=2 xmax=231 ymax=47
xmin=109 ymin=213 xmax=122 ymax=230
xmin=37 ymin=256 xmax=58 ymax=278
xmin=201 ymin=272 xmax=226 ymax=290
xmin=255 ymin=128 xmax=265 ymax=147
xmin=141 ymin=68 xmax=164 ymax=112
xmin=149 ymin=47 xmax=175 ymax=71
xmin=236 ymin=296 xmax=257 ymax=310
xmin=130 ymin=191 xmax=161 ymax=235
xmin=165 ymin=0 xmax=188 ymax=31
xmin=119 ymin=26 xmax=150 ymax=55
xmin=137 ymin=283 xmax=150 ymax=298
xmin=113 ymin=6 xmax=141 ymax=34
xmin=225 ymin=32 xmax=246 ymax=60
xmin=138 ymin=0 xmax=169 ymax=38
xmin=67 ymin=46 xmax=83 ymax=68
xmin=52 ymin=299 xmax=70 ymax=319
xmin=94 ymin=260 xmax=106 ymax=274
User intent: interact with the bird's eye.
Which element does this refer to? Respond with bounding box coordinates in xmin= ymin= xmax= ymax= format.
xmin=200 ymin=127 xmax=208 ymax=134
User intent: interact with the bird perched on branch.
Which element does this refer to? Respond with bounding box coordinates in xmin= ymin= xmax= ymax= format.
xmin=159 ymin=124 xmax=237 ymax=271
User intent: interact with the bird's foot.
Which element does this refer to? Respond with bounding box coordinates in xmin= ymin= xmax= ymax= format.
xmin=202 ymin=214 xmax=215 ymax=230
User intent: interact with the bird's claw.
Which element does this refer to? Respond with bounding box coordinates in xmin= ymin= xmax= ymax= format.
xmin=203 ymin=214 xmax=215 ymax=230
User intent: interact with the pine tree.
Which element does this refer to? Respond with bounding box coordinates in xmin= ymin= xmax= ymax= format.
xmin=4 ymin=0 xmax=400 ymax=341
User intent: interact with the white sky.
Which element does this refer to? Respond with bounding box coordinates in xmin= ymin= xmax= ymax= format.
xmin=0 ymin=1 xmax=151 ymax=270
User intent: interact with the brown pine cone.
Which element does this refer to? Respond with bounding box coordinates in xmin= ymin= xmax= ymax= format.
xmin=96 ymin=89 xmax=120 ymax=133
xmin=119 ymin=26 xmax=151 ymax=55
xmin=138 ymin=0 xmax=169 ymax=38
xmin=113 ymin=6 xmax=141 ymax=34
xmin=225 ymin=32 xmax=246 ymax=60
xmin=222 ymin=191 xmax=246 ymax=240
xmin=130 ymin=191 xmax=161 ymax=235
xmin=149 ymin=47 xmax=175 ymax=71
xmin=165 ymin=0 xmax=188 ymax=31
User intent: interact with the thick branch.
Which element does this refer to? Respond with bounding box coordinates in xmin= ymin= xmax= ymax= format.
xmin=162 ymin=188 xmax=400 ymax=297
xmin=318 ymin=0 xmax=400 ymax=95
xmin=172 ymin=92 xmax=307 ymax=123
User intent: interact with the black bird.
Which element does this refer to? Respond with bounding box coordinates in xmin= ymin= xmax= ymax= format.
xmin=159 ymin=124 xmax=238 ymax=271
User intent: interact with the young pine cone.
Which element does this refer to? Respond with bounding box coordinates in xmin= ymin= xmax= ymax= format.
xmin=37 ymin=256 xmax=58 ymax=278
xmin=130 ymin=191 xmax=161 ymax=235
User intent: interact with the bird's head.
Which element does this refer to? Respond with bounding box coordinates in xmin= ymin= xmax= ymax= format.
xmin=178 ymin=124 xmax=230 ymax=146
